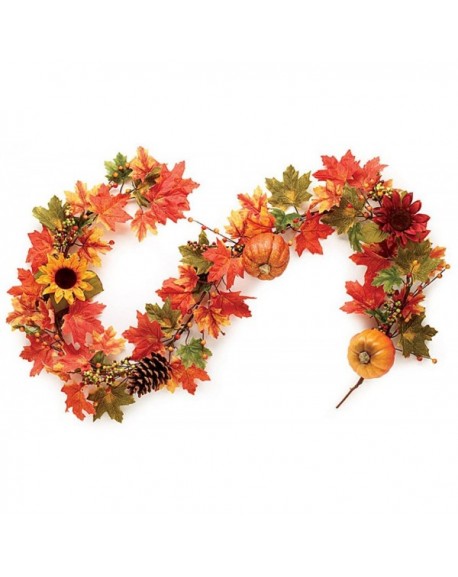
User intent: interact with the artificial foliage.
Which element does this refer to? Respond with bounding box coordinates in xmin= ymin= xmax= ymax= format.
xmin=7 ymin=148 xmax=449 ymax=422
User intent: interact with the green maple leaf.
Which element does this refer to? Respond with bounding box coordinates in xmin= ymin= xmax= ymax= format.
xmin=321 ymin=199 xmax=357 ymax=234
xmin=398 ymin=314 xmax=437 ymax=358
xmin=394 ymin=241 xmax=440 ymax=282
xmin=88 ymin=383 xmax=135 ymax=423
xmin=179 ymin=243 xmax=212 ymax=275
xmin=372 ymin=266 xmax=404 ymax=292
xmin=265 ymin=165 xmax=311 ymax=210
xmin=145 ymin=298 xmax=182 ymax=336
xmin=32 ymin=196 xmax=66 ymax=230
xmin=348 ymin=222 xmax=363 ymax=252
xmin=359 ymin=220 xmax=389 ymax=244
xmin=342 ymin=185 xmax=365 ymax=211
xmin=177 ymin=338 xmax=212 ymax=369
xmin=104 ymin=152 xmax=132 ymax=183
xmin=269 ymin=208 xmax=299 ymax=232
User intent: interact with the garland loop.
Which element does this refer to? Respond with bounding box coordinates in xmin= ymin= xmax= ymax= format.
xmin=7 ymin=148 xmax=449 ymax=422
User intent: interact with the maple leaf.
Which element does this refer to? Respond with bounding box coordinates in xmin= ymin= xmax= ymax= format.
xmin=225 ymin=208 xmax=249 ymax=239
xmin=311 ymin=181 xmax=344 ymax=213
xmin=62 ymin=300 xmax=105 ymax=344
xmin=341 ymin=280 xmax=386 ymax=314
xmin=88 ymin=383 xmax=135 ymax=423
xmin=395 ymin=289 xmax=425 ymax=321
xmin=237 ymin=187 xmax=269 ymax=213
xmin=321 ymin=198 xmax=357 ymax=233
xmin=61 ymin=382 xmax=96 ymax=421
xmin=266 ymin=165 xmax=312 ymax=210
xmin=394 ymin=240 xmax=440 ymax=283
xmin=92 ymin=326 xmax=125 ymax=356
xmin=179 ymin=240 xmax=212 ymax=275
xmin=354 ymin=157 xmax=387 ymax=191
xmin=244 ymin=206 xmax=276 ymax=238
xmin=123 ymin=311 xmax=165 ymax=360
xmin=177 ymin=338 xmax=212 ymax=369
xmin=8 ymin=268 xmax=42 ymax=298
xmin=89 ymin=185 xmax=131 ymax=231
xmin=145 ymin=299 xmax=182 ymax=336
xmin=156 ymin=265 xmax=199 ymax=314
xmin=211 ymin=291 xmax=253 ymax=318
xmin=65 ymin=181 xmax=94 ymax=213
xmin=20 ymin=335 xmax=56 ymax=376
xmin=129 ymin=146 xmax=159 ymax=182
xmin=26 ymin=228 xmax=54 ymax=272
xmin=131 ymin=209 xmax=158 ymax=241
xmin=203 ymin=239 xmax=244 ymax=288
xmin=398 ymin=314 xmax=437 ymax=358
xmin=350 ymin=244 xmax=393 ymax=281
xmin=169 ymin=358 xmax=210 ymax=395
xmin=32 ymin=196 xmax=65 ymax=231
xmin=53 ymin=342 xmax=93 ymax=374
xmin=144 ymin=161 xmax=198 ymax=225
xmin=194 ymin=304 xmax=231 ymax=338
xmin=295 ymin=211 xmax=334 ymax=256
xmin=77 ymin=226 xmax=112 ymax=266
xmin=313 ymin=150 xmax=362 ymax=185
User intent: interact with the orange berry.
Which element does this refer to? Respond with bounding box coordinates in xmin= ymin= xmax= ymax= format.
xmin=213 ymin=227 xmax=220 ymax=234
xmin=113 ymin=172 xmax=119 ymax=178
xmin=445 ymin=264 xmax=451 ymax=269
xmin=432 ymin=358 xmax=438 ymax=364
xmin=118 ymin=165 xmax=123 ymax=170
xmin=168 ymin=346 xmax=174 ymax=352
xmin=174 ymin=334 xmax=181 ymax=340
xmin=200 ymin=339 xmax=206 ymax=346
xmin=202 ymin=353 xmax=208 ymax=360
xmin=188 ymin=217 xmax=194 ymax=222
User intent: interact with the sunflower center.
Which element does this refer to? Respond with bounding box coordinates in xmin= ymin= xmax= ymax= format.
xmin=389 ymin=209 xmax=412 ymax=232
xmin=55 ymin=267 xmax=78 ymax=289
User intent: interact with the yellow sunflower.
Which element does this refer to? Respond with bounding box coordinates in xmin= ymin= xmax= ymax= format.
xmin=37 ymin=253 xmax=96 ymax=304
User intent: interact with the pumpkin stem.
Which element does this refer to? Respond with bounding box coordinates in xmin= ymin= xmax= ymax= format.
xmin=335 ymin=377 xmax=365 ymax=409
xmin=358 ymin=351 xmax=371 ymax=364
xmin=258 ymin=264 xmax=271 ymax=275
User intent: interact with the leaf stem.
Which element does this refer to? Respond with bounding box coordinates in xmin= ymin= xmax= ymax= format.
xmin=336 ymin=376 xmax=365 ymax=409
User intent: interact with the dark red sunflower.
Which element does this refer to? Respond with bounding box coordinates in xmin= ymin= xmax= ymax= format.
xmin=373 ymin=190 xmax=430 ymax=245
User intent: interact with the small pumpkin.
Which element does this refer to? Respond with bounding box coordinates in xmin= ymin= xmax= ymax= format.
xmin=347 ymin=329 xmax=395 ymax=379
xmin=242 ymin=232 xmax=290 ymax=280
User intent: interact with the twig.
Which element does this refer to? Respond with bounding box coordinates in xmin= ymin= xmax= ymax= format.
xmin=336 ymin=376 xmax=365 ymax=409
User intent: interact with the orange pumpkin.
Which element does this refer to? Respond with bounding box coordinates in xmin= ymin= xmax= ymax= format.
xmin=347 ymin=329 xmax=395 ymax=379
xmin=242 ymin=232 xmax=290 ymax=280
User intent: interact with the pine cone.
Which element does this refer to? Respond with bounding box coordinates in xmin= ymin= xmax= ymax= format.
xmin=127 ymin=353 xmax=171 ymax=397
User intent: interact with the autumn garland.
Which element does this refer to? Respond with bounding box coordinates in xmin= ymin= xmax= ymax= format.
xmin=7 ymin=148 xmax=448 ymax=422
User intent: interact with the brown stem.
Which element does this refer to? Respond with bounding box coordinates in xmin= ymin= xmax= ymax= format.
xmin=336 ymin=377 xmax=364 ymax=409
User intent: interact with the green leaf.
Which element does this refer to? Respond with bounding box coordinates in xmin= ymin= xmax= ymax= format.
xmin=49 ymin=294 xmax=70 ymax=313
xmin=88 ymin=383 xmax=135 ymax=423
xmin=372 ymin=266 xmax=404 ymax=292
xmin=342 ymin=185 xmax=365 ymax=211
xmin=104 ymin=152 xmax=132 ymax=183
xmin=84 ymin=274 xmax=104 ymax=299
xmin=91 ymin=351 xmax=108 ymax=366
xmin=176 ymin=338 xmax=212 ymax=369
xmin=321 ymin=199 xmax=357 ymax=234
xmin=179 ymin=243 xmax=212 ymax=275
xmin=348 ymin=222 xmax=363 ymax=252
xmin=266 ymin=165 xmax=312 ymax=210
xmin=359 ymin=220 xmax=389 ymax=244
xmin=269 ymin=208 xmax=299 ymax=232
xmin=32 ymin=195 xmax=65 ymax=230
xmin=145 ymin=298 xmax=182 ymax=336
xmin=398 ymin=314 xmax=437 ymax=358
xmin=394 ymin=241 xmax=440 ymax=282
xmin=198 ymin=230 xmax=210 ymax=245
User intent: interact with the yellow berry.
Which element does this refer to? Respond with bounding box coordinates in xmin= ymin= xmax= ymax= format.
xmin=188 ymin=217 xmax=193 ymax=222
xmin=432 ymin=358 xmax=438 ymax=364
xmin=113 ymin=172 xmax=119 ymax=178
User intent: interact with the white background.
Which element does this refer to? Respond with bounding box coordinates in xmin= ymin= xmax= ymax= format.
xmin=1 ymin=2 xmax=458 ymax=575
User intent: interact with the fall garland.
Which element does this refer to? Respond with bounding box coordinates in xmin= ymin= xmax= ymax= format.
xmin=7 ymin=148 xmax=449 ymax=422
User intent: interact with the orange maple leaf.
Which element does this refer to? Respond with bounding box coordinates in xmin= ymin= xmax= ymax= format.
xmin=65 ymin=181 xmax=96 ymax=214
xmin=169 ymin=358 xmax=210 ymax=395
xmin=131 ymin=209 xmax=158 ymax=241
xmin=295 ymin=211 xmax=334 ymax=256
xmin=77 ymin=226 xmax=112 ymax=266
xmin=61 ymin=382 xmax=95 ymax=421
xmin=123 ymin=312 xmax=165 ymax=360
xmin=350 ymin=244 xmax=393 ymax=281
xmin=62 ymin=300 xmax=105 ymax=344
xmin=8 ymin=268 xmax=43 ymax=298
xmin=194 ymin=304 xmax=231 ymax=338
xmin=313 ymin=150 xmax=361 ymax=185
xmin=89 ymin=185 xmax=131 ymax=231
xmin=26 ymin=228 xmax=54 ymax=272
xmin=203 ymin=239 xmax=244 ymax=288
xmin=156 ymin=265 xmax=199 ymax=314
xmin=129 ymin=146 xmax=159 ymax=182
xmin=237 ymin=187 xmax=268 ymax=213
xmin=92 ymin=326 xmax=125 ymax=356
xmin=211 ymin=291 xmax=253 ymax=318
xmin=311 ymin=181 xmax=343 ymax=213
xmin=53 ymin=342 xmax=93 ymax=374
xmin=20 ymin=335 xmax=57 ymax=376
xmin=341 ymin=281 xmax=386 ymax=315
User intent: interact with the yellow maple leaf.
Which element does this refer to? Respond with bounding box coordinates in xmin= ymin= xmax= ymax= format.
xmin=311 ymin=181 xmax=343 ymax=213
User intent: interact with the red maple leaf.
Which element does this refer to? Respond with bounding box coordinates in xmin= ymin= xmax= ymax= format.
xmin=169 ymin=358 xmax=210 ymax=395
xmin=53 ymin=342 xmax=93 ymax=373
xmin=61 ymin=382 xmax=95 ymax=421
xmin=20 ymin=335 xmax=56 ymax=376
xmin=131 ymin=209 xmax=158 ymax=241
xmin=211 ymin=291 xmax=253 ymax=318
xmin=123 ymin=311 xmax=165 ymax=360
xmin=203 ymin=239 xmax=244 ymax=288
xmin=77 ymin=227 xmax=112 ymax=266
xmin=341 ymin=280 xmax=386 ymax=314
xmin=145 ymin=162 xmax=198 ymax=224
xmin=350 ymin=243 xmax=393 ymax=281
xmin=8 ymin=268 xmax=42 ymax=298
xmin=353 ymin=157 xmax=387 ymax=191
xmin=62 ymin=300 xmax=105 ymax=344
xmin=156 ymin=265 xmax=199 ymax=314
xmin=313 ymin=150 xmax=361 ymax=184
xmin=295 ymin=211 xmax=334 ymax=256
xmin=26 ymin=228 xmax=54 ymax=272
xmin=194 ymin=304 xmax=231 ymax=338
xmin=90 ymin=185 xmax=132 ymax=231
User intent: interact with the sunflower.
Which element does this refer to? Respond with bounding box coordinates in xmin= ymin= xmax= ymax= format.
xmin=37 ymin=253 xmax=96 ymax=304
xmin=373 ymin=190 xmax=430 ymax=245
